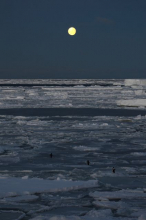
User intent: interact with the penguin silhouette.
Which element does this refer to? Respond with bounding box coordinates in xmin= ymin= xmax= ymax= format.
xmin=50 ymin=153 xmax=53 ymax=158
xmin=87 ymin=160 xmax=90 ymax=165
xmin=112 ymin=167 xmax=115 ymax=173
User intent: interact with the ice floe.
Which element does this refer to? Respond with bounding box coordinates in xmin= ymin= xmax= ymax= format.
xmin=117 ymin=99 xmax=146 ymax=107
xmin=93 ymin=200 xmax=128 ymax=210
xmin=29 ymin=208 xmax=136 ymax=220
xmin=0 ymin=178 xmax=98 ymax=199
xmin=124 ymin=79 xmax=146 ymax=86
xmin=90 ymin=189 xmax=146 ymax=200
xmin=73 ymin=146 xmax=100 ymax=152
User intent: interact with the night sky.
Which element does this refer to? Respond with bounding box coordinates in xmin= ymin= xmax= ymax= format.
xmin=0 ymin=0 xmax=146 ymax=79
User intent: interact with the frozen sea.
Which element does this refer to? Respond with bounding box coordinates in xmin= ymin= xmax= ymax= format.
xmin=0 ymin=79 xmax=146 ymax=220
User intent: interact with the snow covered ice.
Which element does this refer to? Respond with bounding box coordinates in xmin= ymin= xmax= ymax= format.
xmin=0 ymin=79 xmax=146 ymax=220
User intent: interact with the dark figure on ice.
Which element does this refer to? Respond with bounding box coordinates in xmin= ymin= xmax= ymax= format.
xmin=112 ymin=167 xmax=115 ymax=173
xmin=50 ymin=153 xmax=53 ymax=158
xmin=87 ymin=160 xmax=90 ymax=165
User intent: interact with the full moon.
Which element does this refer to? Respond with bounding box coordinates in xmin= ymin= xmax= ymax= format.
xmin=68 ymin=27 xmax=76 ymax=36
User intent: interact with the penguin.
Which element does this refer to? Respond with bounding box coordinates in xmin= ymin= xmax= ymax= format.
xmin=50 ymin=153 xmax=53 ymax=158
xmin=112 ymin=167 xmax=115 ymax=173
xmin=87 ymin=160 xmax=90 ymax=165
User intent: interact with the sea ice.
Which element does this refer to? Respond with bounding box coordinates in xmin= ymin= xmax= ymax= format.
xmin=29 ymin=209 xmax=135 ymax=220
xmin=73 ymin=146 xmax=99 ymax=152
xmin=117 ymin=99 xmax=146 ymax=108
xmin=0 ymin=178 xmax=98 ymax=199
xmin=124 ymin=79 xmax=146 ymax=86
xmin=93 ymin=200 xmax=127 ymax=210
xmin=90 ymin=189 xmax=146 ymax=200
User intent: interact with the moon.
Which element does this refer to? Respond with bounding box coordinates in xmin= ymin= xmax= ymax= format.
xmin=68 ymin=27 xmax=76 ymax=36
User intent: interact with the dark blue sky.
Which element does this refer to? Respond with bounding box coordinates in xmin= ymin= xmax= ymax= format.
xmin=0 ymin=0 xmax=146 ymax=79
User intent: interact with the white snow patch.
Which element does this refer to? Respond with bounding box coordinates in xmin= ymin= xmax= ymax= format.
xmin=117 ymin=99 xmax=146 ymax=107
xmin=22 ymin=175 xmax=29 ymax=179
xmin=73 ymin=146 xmax=99 ymax=152
xmin=124 ymin=79 xmax=146 ymax=86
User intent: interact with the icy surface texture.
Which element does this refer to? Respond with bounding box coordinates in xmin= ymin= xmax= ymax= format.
xmin=0 ymin=79 xmax=146 ymax=109
xmin=0 ymin=114 xmax=146 ymax=219
xmin=0 ymin=80 xmax=146 ymax=219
